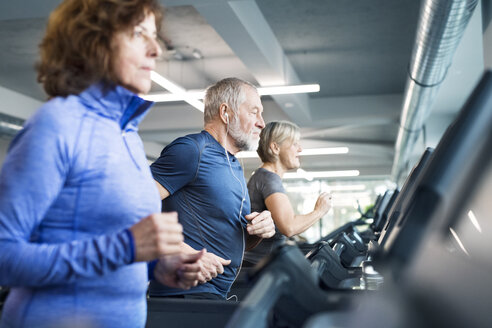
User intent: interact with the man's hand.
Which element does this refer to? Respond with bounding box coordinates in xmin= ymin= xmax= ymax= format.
xmin=198 ymin=250 xmax=231 ymax=283
xmin=180 ymin=243 xmax=231 ymax=283
xmin=129 ymin=212 xmax=183 ymax=262
xmin=154 ymin=250 xmax=205 ymax=289
xmin=245 ymin=211 xmax=275 ymax=238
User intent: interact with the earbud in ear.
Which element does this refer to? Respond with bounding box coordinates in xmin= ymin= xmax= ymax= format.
xmin=225 ymin=112 xmax=229 ymax=124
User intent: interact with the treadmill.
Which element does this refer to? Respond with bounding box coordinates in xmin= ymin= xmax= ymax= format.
xmin=331 ymin=69 xmax=492 ymax=328
xmin=376 ymin=147 xmax=434 ymax=250
xmin=224 ymin=70 xmax=492 ymax=328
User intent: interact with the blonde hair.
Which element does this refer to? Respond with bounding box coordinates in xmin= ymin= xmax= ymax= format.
xmin=257 ymin=121 xmax=300 ymax=163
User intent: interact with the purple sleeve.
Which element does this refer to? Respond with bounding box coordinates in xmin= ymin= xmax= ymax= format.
xmin=0 ymin=107 xmax=133 ymax=287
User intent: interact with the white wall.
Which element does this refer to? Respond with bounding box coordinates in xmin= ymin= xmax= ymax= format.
xmin=0 ymin=85 xmax=41 ymax=120
xmin=0 ymin=85 xmax=40 ymax=167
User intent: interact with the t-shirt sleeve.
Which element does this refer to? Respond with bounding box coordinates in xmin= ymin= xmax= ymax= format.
xmin=150 ymin=137 xmax=200 ymax=195
xmin=259 ymin=171 xmax=285 ymax=200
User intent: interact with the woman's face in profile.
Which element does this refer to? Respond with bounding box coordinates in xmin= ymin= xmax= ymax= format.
xmin=278 ymin=138 xmax=302 ymax=170
xmin=112 ymin=13 xmax=162 ymax=95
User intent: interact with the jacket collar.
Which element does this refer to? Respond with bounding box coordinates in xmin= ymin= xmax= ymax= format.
xmin=78 ymin=83 xmax=154 ymax=130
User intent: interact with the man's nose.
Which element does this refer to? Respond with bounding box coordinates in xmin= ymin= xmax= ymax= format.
xmin=257 ymin=114 xmax=265 ymax=129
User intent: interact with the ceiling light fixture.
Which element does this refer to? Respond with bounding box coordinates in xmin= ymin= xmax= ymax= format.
xmin=0 ymin=121 xmax=23 ymax=131
xmin=172 ymin=52 xmax=184 ymax=61
xmin=143 ymin=91 xmax=204 ymax=102
xmin=146 ymin=71 xmax=204 ymax=112
xmin=192 ymin=48 xmax=203 ymax=60
xmin=285 ymin=184 xmax=367 ymax=193
xmin=145 ymin=79 xmax=320 ymax=105
xmin=235 ymin=147 xmax=348 ymax=159
xmin=295 ymin=168 xmax=313 ymax=181
xmin=257 ymin=84 xmax=319 ymax=95
xmin=467 ymin=210 xmax=482 ymax=233
xmin=449 ymin=227 xmax=469 ymax=256
xmin=327 ymin=184 xmax=366 ymax=191
xmin=331 ymin=191 xmax=371 ymax=198
xmin=283 ymin=170 xmax=360 ymax=180
xmin=300 ymin=147 xmax=348 ymax=156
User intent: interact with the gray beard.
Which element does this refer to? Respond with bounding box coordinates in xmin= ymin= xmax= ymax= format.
xmin=228 ymin=119 xmax=258 ymax=151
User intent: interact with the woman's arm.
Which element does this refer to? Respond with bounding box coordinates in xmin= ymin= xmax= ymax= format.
xmin=264 ymin=192 xmax=331 ymax=237
xmin=0 ymin=107 xmax=168 ymax=287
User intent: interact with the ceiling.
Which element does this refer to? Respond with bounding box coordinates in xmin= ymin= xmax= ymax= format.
xmin=0 ymin=0 xmax=486 ymax=180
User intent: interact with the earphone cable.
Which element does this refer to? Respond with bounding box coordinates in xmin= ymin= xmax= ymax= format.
xmin=224 ymin=118 xmax=247 ymax=221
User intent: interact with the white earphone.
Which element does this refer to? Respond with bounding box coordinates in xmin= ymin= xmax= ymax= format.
xmin=222 ymin=110 xmax=246 ymax=221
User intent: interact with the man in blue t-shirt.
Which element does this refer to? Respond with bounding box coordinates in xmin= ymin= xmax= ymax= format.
xmin=149 ymin=78 xmax=275 ymax=299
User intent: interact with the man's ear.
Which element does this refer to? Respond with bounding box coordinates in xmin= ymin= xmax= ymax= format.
xmin=219 ymin=103 xmax=228 ymax=124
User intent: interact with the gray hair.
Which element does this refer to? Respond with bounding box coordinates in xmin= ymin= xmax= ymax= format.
xmin=203 ymin=77 xmax=257 ymax=124
xmin=257 ymin=121 xmax=300 ymax=163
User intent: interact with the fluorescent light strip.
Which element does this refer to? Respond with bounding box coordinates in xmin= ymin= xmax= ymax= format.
xmin=285 ymin=184 xmax=366 ymax=194
xmin=143 ymin=93 xmax=186 ymax=102
xmin=332 ymin=199 xmax=368 ymax=207
xmin=467 ymin=210 xmax=482 ymax=233
xmin=0 ymin=121 xmax=22 ymax=131
xmin=236 ymin=147 xmax=348 ymax=159
xmin=145 ymin=71 xmax=204 ymax=112
xmin=235 ymin=151 xmax=259 ymax=158
xmin=332 ymin=191 xmax=371 ymax=198
xmin=144 ymin=91 xmax=205 ymax=102
xmin=284 ymin=170 xmax=360 ymax=180
xmin=301 ymin=147 xmax=348 ymax=156
xmin=327 ymin=184 xmax=366 ymax=191
xmin=284 ymin=186 xmax=318 ymax=193
xmin=257 ymin=84 xmax=320 ymax=95
xmin=144 ymin=82 xmax=320 ymax=104
xmin=449 ymin=227 xmax=469 ymax=256
xmin=296 ymin=168 xmax=313 ymax=181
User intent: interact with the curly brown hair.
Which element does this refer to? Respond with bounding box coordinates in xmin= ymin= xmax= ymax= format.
xmin=37 ymin=0 xmax=163 ymax=98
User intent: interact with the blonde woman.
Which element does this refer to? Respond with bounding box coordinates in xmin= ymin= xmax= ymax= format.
xmin=243 ymin=121 xmax=332 ymax=266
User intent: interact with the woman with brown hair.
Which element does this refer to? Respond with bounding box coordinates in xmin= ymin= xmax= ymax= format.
xmin=0 ymin=1 xmax=203 ymax=327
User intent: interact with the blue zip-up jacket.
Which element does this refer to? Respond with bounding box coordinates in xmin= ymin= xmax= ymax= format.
xmin=0 ymin=84 xmax=161 ymax=328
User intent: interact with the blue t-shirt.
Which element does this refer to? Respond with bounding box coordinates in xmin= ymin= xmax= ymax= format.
xmin=149 ymin=130 xmax=250 ymax=298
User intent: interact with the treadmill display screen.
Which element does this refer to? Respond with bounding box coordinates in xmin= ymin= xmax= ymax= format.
xmin=446 ymin=162 xmax=492 ymax=270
